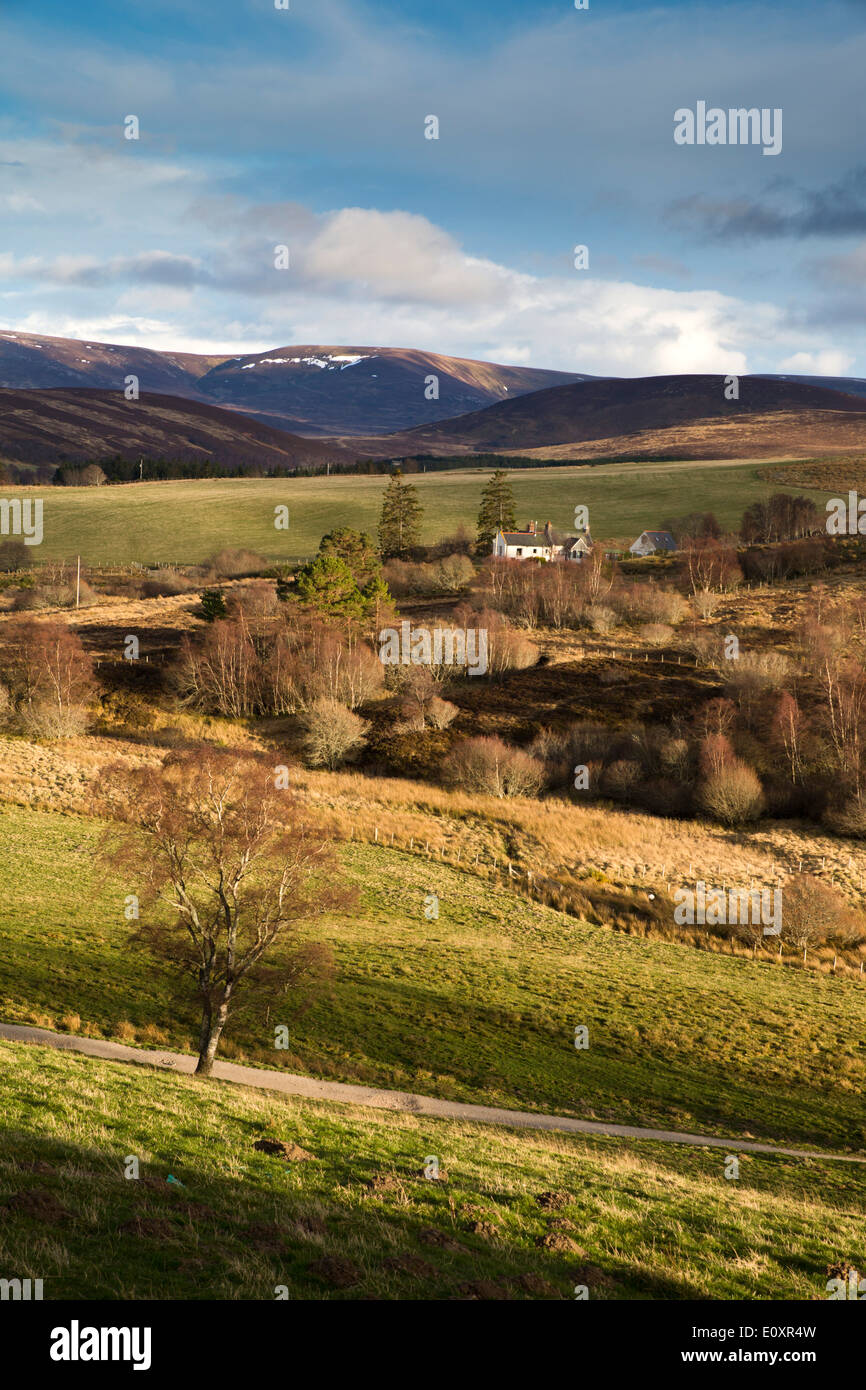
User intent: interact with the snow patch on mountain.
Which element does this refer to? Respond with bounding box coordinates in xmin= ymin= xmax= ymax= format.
xmin=237 ymin=353 xmax=374 ymax=372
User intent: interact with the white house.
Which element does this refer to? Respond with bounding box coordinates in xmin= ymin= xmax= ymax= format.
xmin=493 ymin=520 xmax=592 ymax=562
xmin=629 ymin=530 xmax=677 ymax=557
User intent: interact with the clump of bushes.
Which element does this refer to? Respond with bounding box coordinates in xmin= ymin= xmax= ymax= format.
xmin=444 ymin=735 xmax=545 ymax=798
xmin=302 ymin=697 xmax=369 ymax=769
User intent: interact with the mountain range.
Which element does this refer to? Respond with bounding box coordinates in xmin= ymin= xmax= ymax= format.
xmin=0 ymin=331 xmax=591 ymax=437
xmin=1 ymin=330 xmax=866 ymax=471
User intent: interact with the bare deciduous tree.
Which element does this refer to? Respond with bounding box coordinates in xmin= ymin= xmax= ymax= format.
xmin=780 ymin=874 xmax=854 ymax=957
xmin=302 ymin=697 xmax=369 ymax=768
xmin=444 ymin=735 xmax=545 ymax=798
xmin=0 ymin=619 xmax=95 ymax=735
xmin=98 ymin=750 xmax=353 ymax=1076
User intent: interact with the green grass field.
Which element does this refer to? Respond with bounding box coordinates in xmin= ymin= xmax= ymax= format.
xmin=1 ymin=804 xmax=863 ymax=1153
xmin=9 ymin=459 xmax=831 ymax=565
xmin=0 ymin=1041 xmax=863 ymax=1299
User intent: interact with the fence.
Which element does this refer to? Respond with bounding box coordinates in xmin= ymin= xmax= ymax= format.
xmin=342 ymin=823 xmax=866 ymax=983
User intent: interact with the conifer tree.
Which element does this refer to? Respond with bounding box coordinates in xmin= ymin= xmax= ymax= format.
xmin=378 ymin=470 xmax=422 ymax=558
xmin=476 ymin=470 xmax=517 ymax=552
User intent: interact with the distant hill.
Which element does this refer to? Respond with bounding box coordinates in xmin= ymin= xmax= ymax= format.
xmin=341 ymin=373 xmax=866 ymax=460
xmin=193 ymin=345 xmax=595 ymax=435
xmin=754 ymin=373 xmax=866 ymax=401
xmin=0 ymin=330 xmax=223 ymax=397
xmin=0 ymin=331 xmax=593 ymax=437
xmin=0 ymin=388 xmax=350 ymax=473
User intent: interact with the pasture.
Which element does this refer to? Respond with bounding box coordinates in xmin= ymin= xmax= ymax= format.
xmin=4 ymin=458 xmax=832 ymax=566
xmin=0 ymin=804 xmax=863 ymax=1153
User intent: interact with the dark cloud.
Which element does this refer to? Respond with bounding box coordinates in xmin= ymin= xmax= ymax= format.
xmin=666 ymin=168 xmax=866 ymax=242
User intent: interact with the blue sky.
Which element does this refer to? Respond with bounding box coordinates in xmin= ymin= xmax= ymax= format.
xmin=1 ymin=0 xmax=865 ymax=375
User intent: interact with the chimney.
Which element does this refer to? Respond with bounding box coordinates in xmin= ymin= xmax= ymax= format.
xmin=527 ymin=520 xmax=536 ymax=535
xmin=544 ymin=521 xmax=554 ymax=543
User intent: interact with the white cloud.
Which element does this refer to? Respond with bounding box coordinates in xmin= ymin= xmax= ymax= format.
xmin=301 ymin=209 xmax=511 ymax=306
xmin=6 ymin=193 xmax=45 ymax=213
xmin=0 ymin=199 xmax=844 ymax=375
xmin=777 ymin=349 xmax=856 ymax=375
xmin=0 ymin=309 xmax=270 ymax=356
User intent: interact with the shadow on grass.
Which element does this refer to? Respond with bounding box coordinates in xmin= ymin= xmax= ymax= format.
xmin=0 ymin=1128 xmax=710 ymax=1302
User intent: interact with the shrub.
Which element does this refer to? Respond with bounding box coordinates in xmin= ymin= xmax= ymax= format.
xmin=10 ymin=587 xmax=50 ymax=611
xmin=444 ymin=735 xmax=545 ymax=798
xmin=600 ymin=758 xmax=642 ymax=803
xmin=0 ymin=539 xmax=32 ymax=572
xmin=381 ymin=559 xmax=437 ymax=597
xmin=779 ymin=873 xmax=856 ymax=952
xmin=469 ymin=608 xmax=539 ymax=675
xmin=142 ymin=569 xmax=195 ymax=597
xmin=658 ymin=735 xmax=690 ymax=780
xmin=11 ymin=579 xmax=97 ymax=609
xmin=627 ymin=584 xmax=688 ymax=625
xmin=725 ymin=650 xmax=792 ymax=700
xmin=226 ymin=581 xmax=280 ymax=624
xmin=18 ymin=701 xmax=90 ymax=740
xmin=824 ymin=796 xmax=866 ymax=840
xmin=201 ymin=588 xmax=228 ymax=622
xmin=427 ymin=696 xmax=459 ymax=729
xmin=205 ymin=548 xmax=268 ymax=579
xmin=433 ymin=554 xmax=476 ymax=593
xmin=692 ymin=591 xmax=721 ymax=619
xmin=698 ymin=760 xmax=764 ymax=825
xmin=302 ymin=697 xmax=369 ymax=769
xmin=588 ymin=604 xmax=617 ymax=634
xmin=641 ymin=622 xmax=674 ymax=647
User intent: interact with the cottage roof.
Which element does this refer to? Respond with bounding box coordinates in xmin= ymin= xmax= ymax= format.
xmin=636 ymin=530 xmax=676 ymax=549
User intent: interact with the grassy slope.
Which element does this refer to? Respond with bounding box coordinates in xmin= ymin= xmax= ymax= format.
xmin=12 ymin=460 xmax=831 ymax=565
xmin=0 ymin=806 xmax=863 ymax=1153
xmin=0 ymin=1041 xmax=863 ymax=1300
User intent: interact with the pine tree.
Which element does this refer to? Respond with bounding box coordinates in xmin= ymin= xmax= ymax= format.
xmin=200 ymin=588 xmax=227 ymax=622
xmin=318 ymin=528 xmax=381 ymax=589
xmin=378 ymin=470 xmax=422 ymax=559
xmin=294 ymin=554 xmax=366 ymax=619
xmin=476 ymin=470 xmax=516 ymax=552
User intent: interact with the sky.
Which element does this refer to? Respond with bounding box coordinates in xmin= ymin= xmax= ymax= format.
xmin=1 ymin=0 xmax=865 ymax=376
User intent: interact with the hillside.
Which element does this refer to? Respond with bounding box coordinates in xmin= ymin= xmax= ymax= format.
xmin=0 ymin=387 xmax=351 ymax=472
xmin=342 ymin=374 xmax=866 ymax=460
xmin=0 ymin=329 xmax=224 ymax=396
xmin=193 ymin=344 xmax=594 ymax=435
xmin=0 ymin=331 xmax=591 ymax=437
xmin=757 ymin=372 xmax=866 ymax=401
xmin=1 ymin=804 xmax=864 ymax=1151
xmin=3 ymin=1042 xmax=863 ymax=1300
